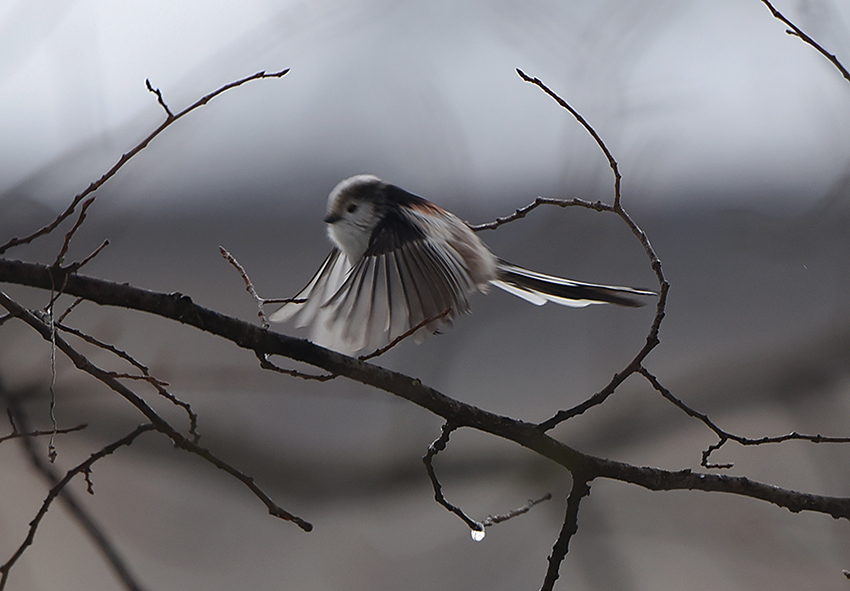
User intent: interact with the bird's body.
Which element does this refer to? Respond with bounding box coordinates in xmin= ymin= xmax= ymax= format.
xmin=271 ymin=175 xmax=654 ymax=353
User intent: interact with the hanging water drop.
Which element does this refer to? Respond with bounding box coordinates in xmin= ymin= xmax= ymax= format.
xmin=470 ymin=526 xmax=486 ymax=542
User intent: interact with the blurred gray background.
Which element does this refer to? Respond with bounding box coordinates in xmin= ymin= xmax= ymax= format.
xmin=2 ymin=1 xmax=850 ymax=590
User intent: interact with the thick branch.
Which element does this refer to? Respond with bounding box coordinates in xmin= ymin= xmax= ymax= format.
xmin=541 ymin=477 xmax=590 ymax=591
xmin=2 ymin=260 xmax=848 ymax=522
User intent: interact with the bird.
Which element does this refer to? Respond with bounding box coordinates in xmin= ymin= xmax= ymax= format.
xmin=270 ymin=174 xmax=655 ymax=353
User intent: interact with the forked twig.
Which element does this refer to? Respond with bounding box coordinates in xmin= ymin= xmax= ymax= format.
xmin=56 ymin=321 xmax=200 ymax=441
xmin=220 ymin=246 xmax=306 ymax=328
xmin=504 ymin=69 xmax=668 ymax=433
xmin=423 ymin=422 xmax=551 ymax=539
xmin=257 ymin=352 xmax=337 ymax=382
xmin=639 ymin=366 xmax=850 ymax=469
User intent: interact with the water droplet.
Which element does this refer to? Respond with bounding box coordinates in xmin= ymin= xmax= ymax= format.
xmin=470 ymin=527 xmax=486 ymax=542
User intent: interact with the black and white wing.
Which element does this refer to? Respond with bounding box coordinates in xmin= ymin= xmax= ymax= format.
xmin=271 ymin=207 xmax=479 ymax=353
xmin=268 ymin=249 xmax=350 ymax=332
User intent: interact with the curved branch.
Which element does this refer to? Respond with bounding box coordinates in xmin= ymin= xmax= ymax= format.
xmin=512 ymin=71 xmax=670 ymax=430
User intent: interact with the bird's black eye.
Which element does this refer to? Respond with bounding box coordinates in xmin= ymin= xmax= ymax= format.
xmin=346 ymin=202 xmax=358 ymax=214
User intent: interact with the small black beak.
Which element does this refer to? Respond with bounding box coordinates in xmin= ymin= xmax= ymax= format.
xmin=323 ymin=212 xmax=341 ymax=224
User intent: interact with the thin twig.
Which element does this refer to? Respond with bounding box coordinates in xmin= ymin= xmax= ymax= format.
xmin=469 ymin=197 xmax=612 ymax=232
xmin=517 ymin=69 xmax=623 ymax=208
xmin=52 ymin=196 xmax=97 ymax=268
xmin=45 ymin=304 xmax=58 ymax=462
xmin=639 ymin=366 xmax=850 ymax=469
xmin=67 ymin=240 xmax=110 ymax=274
xmin=512 ymin=70 xmax=667 ymax=432
xmin=759 ymin=0 xmax=850 ymax=83
xmin=1 ymin=392 xmax=146 ymax=591
xmin=0 ymin=409 xmax=86 ymax=444
xmin=56 ymin=297 xmax=85 ymax=324
xmin=422 ymin=422 xmax=484 ymax=535
xmin=481 ymin=493 xmax=553 ymax=527
xmin=358 ymin=308 xmax=452 ymax=361
xmin=56 ymin=322 xmax=200 ymax=440
xmin=0 ymin=422 xmax=156 ymax=591
xmin=220 ymin=246 xmax=274 ymax=328
xmin=145 ymin=78 xmax=174 ymax=118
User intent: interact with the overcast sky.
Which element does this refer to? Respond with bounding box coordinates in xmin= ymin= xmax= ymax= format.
xmin=2 ymin=0 xmax=850 ymax=211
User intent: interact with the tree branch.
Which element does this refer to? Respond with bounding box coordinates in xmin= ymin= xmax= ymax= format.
xmin=0 ymin=289 xmax=312 ymax=532
xmin=759 ymin=0 xmax=850 ymax=83
xmin=2 ymin=262 xmax=848 ymax=523
xmin=0 ymin=69 xmax=290 ymax=256
xmin=540 ymin=476 xmax=590 ymax=591
xmin=0 ymin=422 xmax=156 ymax=591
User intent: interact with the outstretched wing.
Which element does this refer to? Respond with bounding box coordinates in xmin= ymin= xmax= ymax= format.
xmin=271 ymin=208 xmax=479 ymax=353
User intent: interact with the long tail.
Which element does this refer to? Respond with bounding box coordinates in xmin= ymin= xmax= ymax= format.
xmin=491 ymin=260 xmax=655 ymax=308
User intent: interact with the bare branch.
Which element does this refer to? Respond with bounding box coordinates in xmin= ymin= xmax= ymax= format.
xmin=2 ymin=262 xmax=849 ymax=524
xmin=67 ymin=240 xmax=110 ymax=274
xmin=0 ymin=68 xmax=290 ymax=256
xmin=759 ymin=0 xmax=850 ymax=83
xmin=480 ymin=493 xmax=552 ymax=527
xmin=0 ymin=290 xmax=312 ymax=531
xmin=468 ymin=196 xmax=612 ymax=232
xmin=220 ymin=246 xmax=275 ymax=328
xmin=517 ymin=68 xmax=623 ymax=207
xmin=510 ymin=71 xmax=668 ymax=432
xmin=1 ymin=391 xmax=147 ymax=591
xmin=423 ymin=423 xmax=485 ymax=535
xmin=0 ymin=422 xmax=156 ymax=591
xmin=56 ymin=321 xmax=200 ymax=440
xmin=52 ymin=196 xmax=97 ymax=268
xmin=358 ymin=308 xmax=452 ymax=361
xmin=639 ymin=366 xmax=850 ymax=468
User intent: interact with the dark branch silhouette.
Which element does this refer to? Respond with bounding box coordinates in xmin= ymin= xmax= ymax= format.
xmin=1 ymin=19 xmax=849 ymax=584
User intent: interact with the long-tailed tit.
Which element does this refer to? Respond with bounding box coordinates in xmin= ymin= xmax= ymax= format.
xmin=271 ymin=174 xmax=655 ymax=353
